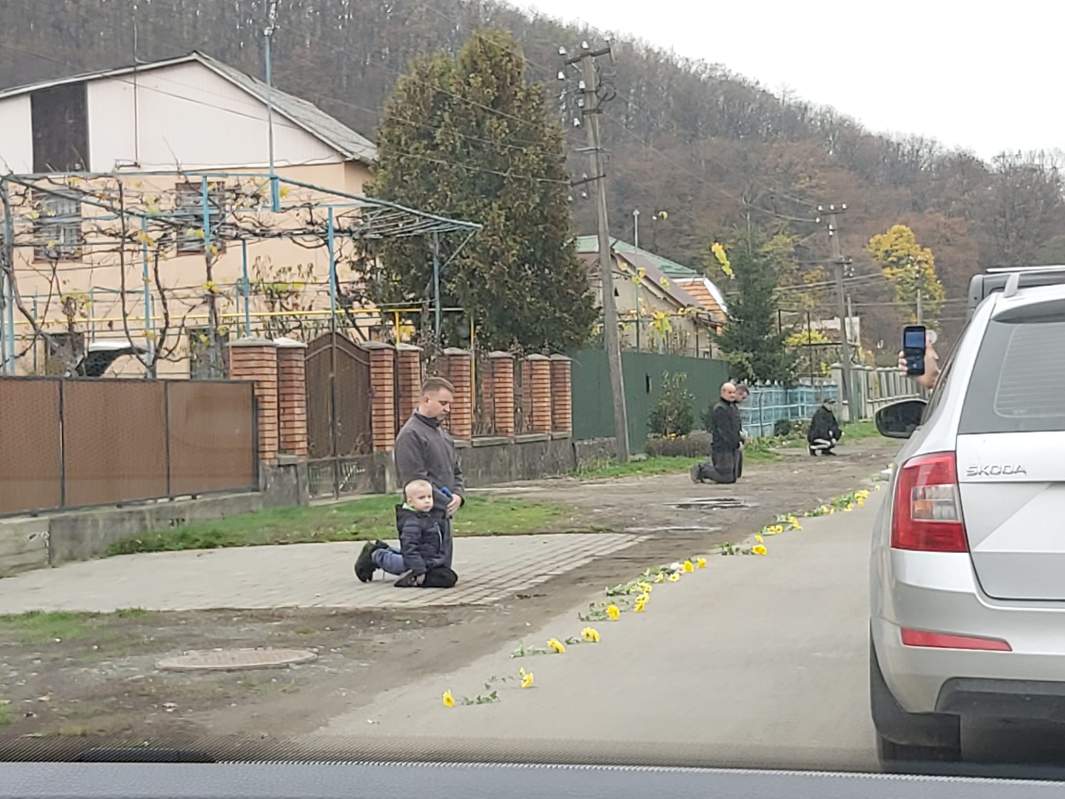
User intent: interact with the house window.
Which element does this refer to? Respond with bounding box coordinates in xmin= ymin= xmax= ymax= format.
xmin=31 ymin=82 xmax=88 ymax=172
xmin=176 ymin=182 xmax=226 ymax=254
xmin=34 ymin=194 xmax=82 ymax=260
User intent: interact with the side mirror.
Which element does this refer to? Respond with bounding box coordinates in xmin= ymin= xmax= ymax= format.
xmin=875 ymin=398 xmax=927 ymax=439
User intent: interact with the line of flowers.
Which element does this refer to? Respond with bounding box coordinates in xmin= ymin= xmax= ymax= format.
xmin=717 ymin=487 xmax=874 ymax=557
xmin=440 ymin=556 xmax=710 ymax=707
xmin=439 ymin=485 xmax=876 ymax=708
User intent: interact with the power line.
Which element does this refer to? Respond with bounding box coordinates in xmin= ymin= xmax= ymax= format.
xmin=612 ymin=86 xmax=822 ymax=211
xmin=608 ymin=118 xmax=818 ymax=224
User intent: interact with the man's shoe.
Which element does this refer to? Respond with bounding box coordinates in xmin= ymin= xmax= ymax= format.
xmin=690 ymin=464 xmax=703 ymax=484
xmin=809 ymin=447 xmax=818 ymax=456
xmin=354 ymin=540 xmax=387 ymax=583
xmin=393 ymin=570 xmax=424 ymax=588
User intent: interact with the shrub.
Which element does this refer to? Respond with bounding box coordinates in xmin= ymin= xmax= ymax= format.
xmin=648 ymin=372 xmax=695 ymax=437
xmin=645 ymin=430 xmax=711 ymax=457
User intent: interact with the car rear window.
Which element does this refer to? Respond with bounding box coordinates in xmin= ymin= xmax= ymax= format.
xmin=959 ymin=317 xmax=1065 ymax=434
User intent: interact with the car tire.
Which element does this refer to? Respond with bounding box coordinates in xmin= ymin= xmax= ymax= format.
xmin=870 ymin=636 xmax=961 ymax=768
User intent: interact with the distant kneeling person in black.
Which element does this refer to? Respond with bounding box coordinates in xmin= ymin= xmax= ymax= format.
xmin=808 ymin=398 xmax=843 ymax=456
xmin=691 ymin=381 xmax=742 ymax=484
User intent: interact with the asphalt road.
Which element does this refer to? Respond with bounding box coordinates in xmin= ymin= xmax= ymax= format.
xmin=313 ymin=487 xmax=884 ymax=771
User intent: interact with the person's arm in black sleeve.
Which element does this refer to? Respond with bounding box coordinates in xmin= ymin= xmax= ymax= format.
xmin=452 ymin=452 xmax=465 ymax=505
xmin=398 ymin=517 xmax=428 ymax=575
xmin=830 ymin=413 xmax=842 ymax=440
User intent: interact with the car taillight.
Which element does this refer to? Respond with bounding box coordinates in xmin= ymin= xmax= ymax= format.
xmin=901 ymin=628 xmax=1011 ymax=652
xmin=891 ymin=451 xmax=968 ymax=552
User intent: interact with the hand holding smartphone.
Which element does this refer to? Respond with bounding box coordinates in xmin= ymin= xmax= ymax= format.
xmin=902 ymin=325 xmax=926 ymax=376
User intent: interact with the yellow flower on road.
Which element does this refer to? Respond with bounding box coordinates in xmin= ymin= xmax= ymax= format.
xmin=547 ymin=638 xmax=566 ymax=654
xmin=634 ymin=593 xmax=649 ymax=613
xmin=606 ymin=604 xmax=621 ymax=621
xmin=638 ymin=581 xmax=653 ymax=593
xmin=752 ymin=544 xmax=768 ymax=556
xmin=442 ymin=690 xmax=456 ymax=709
xmin=654 ymin=573 xmax=666 ymax=584
xmin=754 ymin=534 xmax=764 ymax=544
xmin=520 ymin=669 xmax=535 ymax=689
xmin=695 ymin=557 xmax=708 ymax=569
xmin=668 ymin=572 xmax=681 ymax=583
xmin=581 ymin=627 xmax=601 ymax=643
xmin=682 ymin=560 xmax=695 ymax=573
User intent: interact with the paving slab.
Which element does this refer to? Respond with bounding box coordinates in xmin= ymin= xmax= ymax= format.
xmin=0 ymin=533 xmax=646 ymax=614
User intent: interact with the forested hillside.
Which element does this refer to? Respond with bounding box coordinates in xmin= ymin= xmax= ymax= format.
xmin=3 ymin=0 xmax=1063 ymax=352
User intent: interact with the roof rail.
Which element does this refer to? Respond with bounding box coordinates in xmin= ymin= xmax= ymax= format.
xmin=986 ymin=264 xmax=1065 ymax=274
xmin=968 ymin=266 xmax=1065 ymax=319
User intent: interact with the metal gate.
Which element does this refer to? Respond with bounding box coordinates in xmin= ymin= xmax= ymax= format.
xmin=304 ymin=333 xmax=373 ymax=497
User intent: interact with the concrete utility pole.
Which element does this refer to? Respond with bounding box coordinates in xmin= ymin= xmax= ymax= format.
xmin=819 ymin=203 xmax=855 ymax=418
xmin=561 ymin=41 xmax=629 ymax=461
xmin=263 ymin=0 xmax=281 ymax=211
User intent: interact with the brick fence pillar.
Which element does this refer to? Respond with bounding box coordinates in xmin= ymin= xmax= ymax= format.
xmin=395 ymin=343 xmax=423 ymax=423
xmin=490 ymin=351 xmax=515 ymax=437
xmin=229 ymin=337 xmax=279 ymax=463
xmin=274 ymin=337 xmax=308 ymax=457
xmin=526 ymin=354 xmax=552 ymax=434
xmin=549 ymin=354 xmax=573 ymax=434
xmin=366 ymin=342 xmax=397 ymax=453
xmin=440 ymin=348 xmax=473 ymax=442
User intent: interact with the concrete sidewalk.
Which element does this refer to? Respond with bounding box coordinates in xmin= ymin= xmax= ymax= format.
xmin=311 ymin=489 xmax=884 ymax=771
xmin=0 ymin=533 xmax=645 ymax=614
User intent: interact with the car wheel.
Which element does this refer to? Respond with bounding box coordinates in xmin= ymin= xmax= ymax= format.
xmin=870 ymin=635 xmax=961 ymax=768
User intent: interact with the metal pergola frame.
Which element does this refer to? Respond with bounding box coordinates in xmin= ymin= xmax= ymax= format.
xmin=0 ymin=170 xmax=481 ymax=374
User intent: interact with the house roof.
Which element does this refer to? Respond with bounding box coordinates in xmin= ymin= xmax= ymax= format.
xmin=578 ymin=249 xmax=720 ymax=330
xmin=576 ymin=235 xmax=699 ymax=278
xmin=576 ymin=235 xmax=728 ymax=316
xmin=674 ymin=277 xmax=727 ymax=319
xmin=0 ymin=51 xmax=376 ymax=165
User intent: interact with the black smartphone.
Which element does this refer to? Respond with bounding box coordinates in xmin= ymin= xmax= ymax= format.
xmin=902 ymin=325 xmax=926 ymax=376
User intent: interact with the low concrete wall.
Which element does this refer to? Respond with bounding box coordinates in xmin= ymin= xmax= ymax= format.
xmin=0 ymin=459 xmax=307 ymax=577
xmin=0 ymin=518 xmax=50 ymax=578
xmin=573 ymin=436 xmax=617 ymax=468
xmin=459 ymin=433 xmax=576 ymax=486
xmin=46 ymin=492 xmax=264 ymax=566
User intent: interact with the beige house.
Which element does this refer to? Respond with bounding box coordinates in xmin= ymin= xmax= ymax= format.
xmin=576 ymin=236 xmax=726 ymax=358
xmin=0 ymin=51 xmax=379 ymax=377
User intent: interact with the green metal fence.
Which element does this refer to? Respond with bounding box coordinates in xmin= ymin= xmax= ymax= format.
xmin=570 ymin=350 xmax=729 ymax=451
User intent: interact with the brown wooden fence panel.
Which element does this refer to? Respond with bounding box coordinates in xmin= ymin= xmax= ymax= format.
xmin=167 ymin=381 xmax=257 ymax=496
xmin=0 ymin=378 xmax=62 ymax=515
xmin=62 ymin=380 xmax=168 ymax=507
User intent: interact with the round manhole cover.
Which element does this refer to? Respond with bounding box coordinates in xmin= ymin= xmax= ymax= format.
xmin=157 ymin=648 xmax=318 ymax=673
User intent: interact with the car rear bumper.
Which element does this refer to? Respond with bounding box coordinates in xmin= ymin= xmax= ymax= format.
xmin=873 ymin=614 xmax=1065 ymax=715
xmin=937 ymin=678 xmax=1065 ymax=723
xmin=873 ymin=549 xmax=1065 ymax=714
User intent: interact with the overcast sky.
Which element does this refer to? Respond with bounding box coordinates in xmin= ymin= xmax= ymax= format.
xmin=520 ymin=0 xmax=1063 ymax=161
